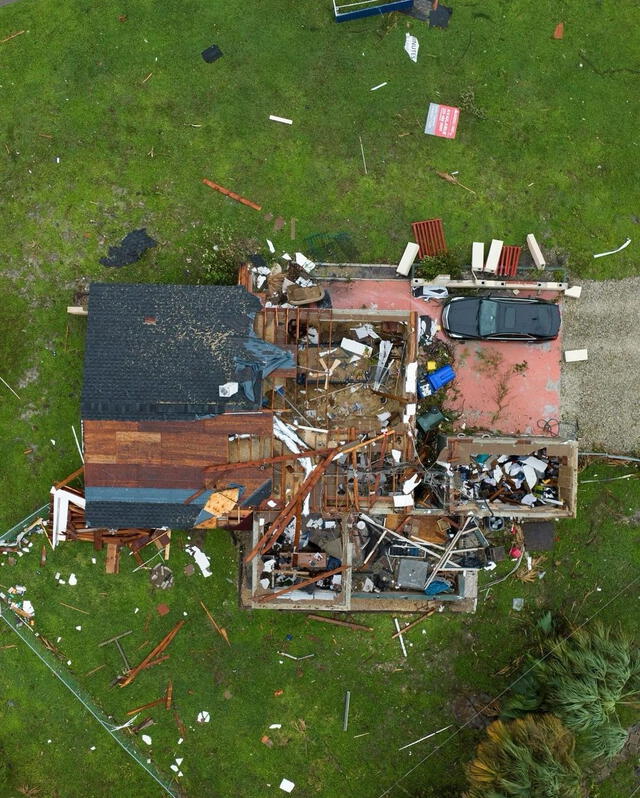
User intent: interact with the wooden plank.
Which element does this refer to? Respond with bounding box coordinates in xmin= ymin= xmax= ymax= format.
xmin=105 ymin=543 xmax=120 ymax=574
xmin=54 ymin=466 xmax=84 ymax=490
xmin=256 ymin=565 xmax=349 ymax=603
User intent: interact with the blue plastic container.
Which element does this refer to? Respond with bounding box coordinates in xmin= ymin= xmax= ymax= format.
xmin=427 ymin=365 xmax=455 ymax=392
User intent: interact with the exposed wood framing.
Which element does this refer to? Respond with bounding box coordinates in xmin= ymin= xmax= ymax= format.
xmin=256 ymin=565 xmax=349 ymax=603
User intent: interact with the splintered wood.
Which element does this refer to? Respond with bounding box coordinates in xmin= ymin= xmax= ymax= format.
xmin=118 ymin=620 xmax=185 ymax=687
xmin=200 ymin=600 xmax=231 ymax=646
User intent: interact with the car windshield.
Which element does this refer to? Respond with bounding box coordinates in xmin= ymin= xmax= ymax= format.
xmin=478 ymin=300 xmax=497 ymax=336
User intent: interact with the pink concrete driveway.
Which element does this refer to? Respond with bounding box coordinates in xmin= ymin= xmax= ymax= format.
xmin=322 ymin=280 xmax=562 ymax=436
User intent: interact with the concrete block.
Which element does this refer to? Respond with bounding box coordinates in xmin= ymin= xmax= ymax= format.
xmin=564 ymin=349 xmax=588 ymax=362
xmin=471 ymin=242 xmax=484 ymax=272
xmin=564 ymin=286 xmax=582 ymax=299
xmin=484 ymin=239 xmax=503 ymax=273
xmin=396 ymin=242 xmax=420 ymax=276
xmin=526 ymin=233 xmax=546 ymax=270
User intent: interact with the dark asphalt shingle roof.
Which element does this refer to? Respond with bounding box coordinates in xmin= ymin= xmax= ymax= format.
xmin=82 ymin=283 xmax=292 ymax=421
xmin=85 ymin=501 xmax=201 ymax=530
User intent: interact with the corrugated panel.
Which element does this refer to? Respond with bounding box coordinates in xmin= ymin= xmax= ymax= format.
xmin=411 ymin=219 xmax=447 ymax=259
xmin=497 ymin=246 xmax=522 ymax=276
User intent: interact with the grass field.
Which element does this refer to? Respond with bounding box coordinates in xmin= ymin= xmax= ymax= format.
xmin=1 ymin=0 xmax=640 ymax=795
xmin=0 ymin=464 xmax=639 ymax=797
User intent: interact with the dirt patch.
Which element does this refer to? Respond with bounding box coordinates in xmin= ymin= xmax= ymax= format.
xmin=17 ymin=366 xmax=39 ymax=389
xmin=561 ymin=277 xmax=640 ymax=454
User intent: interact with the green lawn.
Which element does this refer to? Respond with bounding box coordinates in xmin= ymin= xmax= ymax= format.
xmin=0 ymin=465 xmax=638 ymax=797
xmin=1 ymin=0 xmax=640 ymax=795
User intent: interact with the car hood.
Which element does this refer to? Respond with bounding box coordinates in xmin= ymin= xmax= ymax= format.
xmin=444 ymin=299 xmax=481 ymax=336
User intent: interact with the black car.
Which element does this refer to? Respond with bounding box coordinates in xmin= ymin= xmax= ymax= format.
xmin=441 ymin=296 xmax=561 ymax=341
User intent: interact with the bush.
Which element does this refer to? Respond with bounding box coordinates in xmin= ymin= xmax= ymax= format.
xmin=414 ymin=247 xmax=466 ymax=281
xmin=465 ymin=715 xmax=582 ymax=798
xmin=184 ymin=225 xmax=260 ymax=285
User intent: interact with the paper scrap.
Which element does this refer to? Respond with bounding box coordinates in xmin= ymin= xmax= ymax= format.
xmin=404 ymin=33 xmax=419 ymax=63
xmin=279 ymin=778 xmax=295 ymax=793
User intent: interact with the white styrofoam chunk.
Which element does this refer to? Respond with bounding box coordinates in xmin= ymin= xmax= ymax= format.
xmin=471 ymin=241 xmax=484 ymax=271
xmin=484 ymin=239 xmax=503 ymax=273
xmin=396 ymin=242 xmax=420 ymax=276
xmin=564 ymin=349 xmax=588 ymax=362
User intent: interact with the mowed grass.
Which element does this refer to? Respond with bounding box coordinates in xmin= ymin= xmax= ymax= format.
xmin=1 ymin=0 xmax=640 ymax=795
xmin=0 ymin=465 xmax=638 ymax=797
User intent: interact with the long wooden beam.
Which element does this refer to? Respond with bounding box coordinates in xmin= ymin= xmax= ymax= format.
xmin=256 ymin=565 xmax=348 ymax=603
xmin=202 ymin=178 xmax=262 ymax=211
xmin=243 ymin=449 xmax=339 ymax=562
xmin=54 ymin=466 xmax=85 ymax=490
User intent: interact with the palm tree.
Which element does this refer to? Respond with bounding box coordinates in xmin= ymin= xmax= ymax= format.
xmin=464 ymin=714 xmax=583 ymax=798
xmin=502 ymin=623 xmax=639 ymax=761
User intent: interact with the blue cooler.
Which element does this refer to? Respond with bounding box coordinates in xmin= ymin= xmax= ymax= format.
xmin=427 ymin=365 xmax=455 ymax=392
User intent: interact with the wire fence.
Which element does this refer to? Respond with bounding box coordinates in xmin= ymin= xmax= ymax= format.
xmin=0 ymin=603 xmax=179 ymax=798
xmin=0 ymin=504 xmax=49 ymax=545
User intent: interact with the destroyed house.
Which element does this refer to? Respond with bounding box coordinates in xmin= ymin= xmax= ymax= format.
xmin=81 ymin=283 xmax=295 ymax=528
xmin=77 ymin=279 xmax=577 ymax=613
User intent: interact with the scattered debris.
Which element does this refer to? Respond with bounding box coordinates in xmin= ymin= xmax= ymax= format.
xmin=552 ymin=22 xmax=564 ymax=39
xmin=185 ymin=545 xmax=212 ymax=577
xmin=99 ymin=229 xmax=157 ymax=268
xmin=564 ymin=349 xmax=588 ymax=363
xmin=118 ymin=620 xmax=185 ymax=688
xmin=150 ymin=563 xmax=174 ymax=589
xmin=404 ymin=33 xmax=419 ymax=63
xmin=435 ymin=170 xmax=476 ymax=195
xmin=0 ymin=376 xmax=21 ymax=399
xmin=398 ymin=724 xmax=453 ymax=751
xmin=393 ymin=618 xmax=408 ymax=657
xmin=202 ymin=178 xmax=262 ymax=211
xmin=200 ymin=600 xmax=231 ymax=646
xmin=343 ymin=691 xmax=351 ymax=731
xmin=593 ymin=237 xmax=631 ymax=259
xmin=307 ymin=614 xmax=373 ymax=632
xmin=197 ymin=711 xmax=210 ymax=723
xmin=201 ymin=44 xmax=223 ymax=62
xmin=0 ymin=30 xmax=25 ymax=45
xmin=425 ymin=103 xmax=460 ymax=139
xmin=429 ymin=3 xmax=453 ymax=29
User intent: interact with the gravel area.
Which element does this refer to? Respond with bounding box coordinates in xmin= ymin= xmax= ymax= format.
xmin=560 ymin=276 xmax=640 ymax=454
